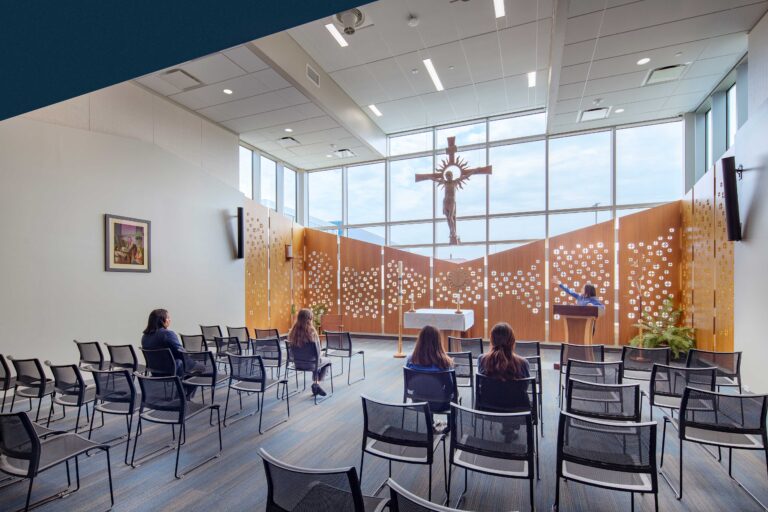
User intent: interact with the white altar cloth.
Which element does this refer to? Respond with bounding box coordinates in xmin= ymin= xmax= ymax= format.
xmin=403 ymin=308 xmax=474 ymax=332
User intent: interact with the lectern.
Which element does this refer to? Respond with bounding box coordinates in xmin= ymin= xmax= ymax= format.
xmin=553 ymin=304 xmax=602 ymax=345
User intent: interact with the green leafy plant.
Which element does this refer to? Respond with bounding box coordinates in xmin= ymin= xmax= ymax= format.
xmin=630 ymin=296 xmax=695 ymax=359
xmin=309 ymin=303 xmax=327 ymax=332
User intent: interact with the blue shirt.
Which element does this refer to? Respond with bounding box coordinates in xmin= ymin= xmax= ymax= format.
xmin=559 ymin=284 xmax=605 ymax=310
xmin=141 ymin=328 xmax=186 ymax=375
xmin=405 ymin=354 xmax=450 ymax=372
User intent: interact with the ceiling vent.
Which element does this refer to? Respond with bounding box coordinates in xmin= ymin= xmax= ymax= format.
xmin=578 ymin=107 xmax=610 ymax=122
xmin=335 ymin=9 xmax=365 ymax=35
xmin=643 ymin=64 xmax=688 ymax=86
xmin=333 ymin=148 xmax=356 ymax=158
xmin=159 ymin=69 xmax=202 ymax=91
xmin=306 ymin=64 xmax=320 ymax=88
xmin=278 ymin=136 xmax=301 ymax=148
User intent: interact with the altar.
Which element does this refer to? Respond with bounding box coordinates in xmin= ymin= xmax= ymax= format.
xmin=404 ymin=308 xmax=475 ymax=350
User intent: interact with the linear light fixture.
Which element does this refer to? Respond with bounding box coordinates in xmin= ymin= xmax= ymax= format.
xmin=423 ymin=58 xmax=444 ymax=92
xmin=493 ymin=0 xmax=505 ymax=18
xmin=368 ymin=104 xmax=383 ymax=117
xmin=527 ymin=71 xmax=536 ymax=88
xmin=325 ymin=23 xmax=349 ymax=47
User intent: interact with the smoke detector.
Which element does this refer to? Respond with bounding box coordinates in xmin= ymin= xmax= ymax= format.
xmin=333 ymin=148 xmax=356 ymax=158
xmin=278 ymin=136 xmax=301 ymax=148
xmin=407 ymin=14 xmax=419 ymax=27
xmin=336 ymin=9 xmax=365 ymax=35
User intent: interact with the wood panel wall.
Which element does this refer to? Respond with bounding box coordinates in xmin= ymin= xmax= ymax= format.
xmin=304 ymin=229 xmax=339 ymax=314
xmin=487 ymin=240 xmax=545 ymax=341
xmin=714 ymin=161 xmax=735 ymax=351
xmin=244 ymin=199 xmax=269 ymax=332
xmin=383 ymin=247 xmax=431 ymax=336
xmin=549 ymin=219 xmax=615 ymax=344
xmin=433 ymin=257 xmax=485 ymax=338
xmin=691 ymin=168 xmax=716 ymax=350
xmin=680 ymin=190 xmax=695 ymax=329
xmin=268 ymin=212 xmax=293 ymax=333
xmin=292 ymin=223 xmax=305 ymax=313
xmin=340 ymin=237 xmax=382 ymax=333
xmin=617 ymin=202 xmax=682 ymax=345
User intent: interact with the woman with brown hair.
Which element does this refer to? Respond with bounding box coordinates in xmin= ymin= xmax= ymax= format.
xmin=405 ymin=325 xmax=454 ymax=371
xmin=477 ymin=322 xmax=530 ymax=380
xmin=287 ymin=308 xmax=331 ymax=396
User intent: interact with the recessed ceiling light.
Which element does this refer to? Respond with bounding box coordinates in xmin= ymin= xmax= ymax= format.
xmin=614 ymin=108 xmax=625 ymax=114
xmin=325 ymin=23 xmax=349 ymax=47
xmin=326 ymin=154 xmax=333 ymax=158
xmin=423 ymin=58 xmax=444 ymax=92
xmin=493 ymin=0 xmax=506 ymax=18
xmin=411 ymin=68 xmax=419 ymax=75
xmin=368 ymin=104 xmax=383 ymax=117
xmin=675 ymin=52 xmax=683 ymax=57
xmin=637 ymin=57 xmax=651 ymax=65
xmin=222 ymin=89 xmax=233 ymax=95
xmin=527 ymin=71 xmax=536 ymax=88
xmin=284 ymin=128 xmax=293 ymax=133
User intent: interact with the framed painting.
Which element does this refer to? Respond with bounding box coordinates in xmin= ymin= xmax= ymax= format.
xmin=105 ymin=214 xmax=151 ymax=272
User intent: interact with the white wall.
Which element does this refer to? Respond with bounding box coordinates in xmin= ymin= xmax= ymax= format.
xmin=0 ymin=82 xmax=244 ymax=365
xmin=734 ymin=12 xmax=768 ymax=393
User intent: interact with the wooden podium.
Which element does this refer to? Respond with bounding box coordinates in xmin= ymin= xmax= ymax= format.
xmin=553 ymin=304 xmax=602 ymax=344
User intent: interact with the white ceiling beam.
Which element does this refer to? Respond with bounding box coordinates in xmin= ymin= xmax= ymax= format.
xmin=546 ymin=0 xmax=569 ymax=133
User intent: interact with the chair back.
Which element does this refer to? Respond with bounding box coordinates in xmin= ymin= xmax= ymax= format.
xmin=91 ymin=369 xmax=137 ymax=409
xmin=556 ymin=411 xmax=657 ymax=483
xmin=287 ymin=341 xmax=320 ymax=370
xmin=446 ymin=352 xmax=473 ymax=386
xmin=361 ymin=396 xmax=434 ymax=460
xmin=621 ymin=346 xmax=670 ymax=376
xmin=214 ymin=336 xmax=241 ymax=356
xmin=260 ymin=448 xmax=365 ymax=512
xmin=74 ymin=340 xmax=104 ymax=368
xmin=565 ymin=359 xmax=623 ymax=386
xmin=680 ymin=388 xmax=768 ymax=438
xmin=686 ymin=349 xmax=742 ymax=379
xmin=449 ymin=403 xmax=534 ymax=467
xmin=566 ymin=379 xmax=641 ymax=422
xmin=559 ymin=344 xmax=605 ymax=368
xmin=180 ymin=334 xmax=207 ymax=352
xmin=650 ymin=364 xmax=716 ymax=402
xmin=255 ymin=328 xmax=280 ymax=340
xmin=324 ymin=331 xmax=353 ymax=355
xmin=0 ymin=412 xmax=41 ymax=478
xmin=228 ymin=354 xmax=266 ymax=384
xmin=515 ymin=341 xmax=541 ymax=358
xmin=252 ymin=337 xmax=282 ymax=366
xmin=0 ymin=355 xmax=12 ymax=390
xmin=200 ymin=325 xmax=222 ymax=345
xmin=447 ymin=337 xmax=483 ymax=358
xmin=227 ymin=326 xmax=251 ymax=344
xmin=106 ymin=344 xmax=141 ymax=371
xmin=184 ymin=351 xmax=217 ymax=383
xmin=387 ymin=478 xmax=462 ymax=512
xmin=9 ymin=358 xmax=47 ymax=390
xmin=403 ymin=368 xmax=458 ymax=414
xmin=46 ymin=362 xmax=87 ymax=403
xmin=135 ymin=375 xmax=186 ymax=422
xmin=475 ymin=375 xmax=536 ymax=418
xmin=141 ymin=348 xmax=177 ymax=377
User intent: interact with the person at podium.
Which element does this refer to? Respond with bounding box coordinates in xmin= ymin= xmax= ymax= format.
xmin=558 ymin=282 xmax=605 ymax=313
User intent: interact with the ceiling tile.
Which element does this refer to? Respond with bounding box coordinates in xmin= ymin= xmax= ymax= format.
xmin=179 ymin=53 xmax=246 ymax=84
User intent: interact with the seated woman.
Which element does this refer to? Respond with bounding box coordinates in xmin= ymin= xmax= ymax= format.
xmin=141 ymin=308 xmax=196 ymax=398
xmin=477 ymin=322 xmax=530 ymax=381
xmin=287 ymin=308 xmax=331 ymax=396
xmin=405 ymin=325 xmax=454 ymax=372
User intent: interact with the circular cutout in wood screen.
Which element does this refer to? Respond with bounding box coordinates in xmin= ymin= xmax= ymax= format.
xmin=625 ymin=229 xmax=677 ymax=321
xmin=342 ymin=266 xmax=380 ymax=319
xmin=489 ymin=260 xmax=543 ymax=315
xmin=245 ymin=212 xmax=267 ymax=318
xmin=552 ymin=242 xmax=611 ymax=318
xmin=434 ymin=266 xmax=484 ymax=306
xmin=306 ymin=250 xmax=334 ymax=309
xmin=385 ymin=260 xmax=428 ymax=313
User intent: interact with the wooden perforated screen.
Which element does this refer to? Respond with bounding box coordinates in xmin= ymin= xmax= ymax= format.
xmin=304 ymin=229 xmax=339 ymax=314
xmin=383 ymin=247 xmax=431 ymax=336
xmin=433 ymin=258 xmax=485 ymax=338
xmin=691 ymin=169 xmax=715 ymax=350
xmin=268 ymin=212 xmax=293 ymax=333
xmin=244 ymin=200 xmax=269 ymax=331
xmin=340 ymin=237 xmax=382 ymax=334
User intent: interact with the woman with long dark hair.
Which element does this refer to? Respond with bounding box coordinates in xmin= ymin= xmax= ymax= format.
xmin=287 ymin=308 xmax=331 ymax=396
xmin=141 ymin=309 xmax=195 ymax=396
xmin=558 ymin=282 xmax=605 ymax=311
xmin=477 ymin=322 xmax=529 ymax=380
xmin=405 ymin=325 xmax=454 ymax=371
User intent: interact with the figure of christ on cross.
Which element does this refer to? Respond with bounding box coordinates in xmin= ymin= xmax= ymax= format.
xmin=415 ymin=136 xmax=493 ymax=245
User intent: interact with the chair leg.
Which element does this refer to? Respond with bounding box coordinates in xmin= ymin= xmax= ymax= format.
xmin=428 ymin=463 xmax=433 ymax=501
xmin=359 ymin=451 xmax=365 ymax=487
xmin=554 ymin=475 xmax=560 ymax=512
xmin=660 ymin=418 xmax=668 ymax=467
xmin=25 ymin=477 xmax=34 ymax=511
xmin=174 ymin=423 xmax=184 ymax=479
xmin=630 ymin=492 xmax=634 ymax=512
xmin=105 ymin=448 xmax=114 ymax=508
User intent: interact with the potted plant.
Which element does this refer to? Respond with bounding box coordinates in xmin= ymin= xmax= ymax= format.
xmin=310 ymin=303 xmax=327 ymax=333
xmin=290 ymin=303 xmax=296 ymax=325
xmin=629 ymin=296 xmax=695 ymax=361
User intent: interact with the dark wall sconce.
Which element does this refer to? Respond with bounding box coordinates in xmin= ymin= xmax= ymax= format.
xmin=285 ymin=244 xmax=293 ymax=261
xmin=237 ymin=207 xmax=244 ymax=259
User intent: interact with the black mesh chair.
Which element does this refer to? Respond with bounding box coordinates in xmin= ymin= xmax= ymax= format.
xmin=180 ymin=334 xmax=207 ymax=352
xmin=446 ymin=352 xmax=473 ymax=407
xmin=686 ymin=349 xmax=743 ymax=393
xmin=447 ymin=404 xmax=535 ymax=510
xmin=0 ymin=355 xmax=15 ymax=413
xmin=183 ymin=351 xmax=226 ymax=404
xmin=88 ymin=368 xmax=139 ymax=465
xmin=475 ymin=375 xmax=540 ymax=476
xmin=324 ymin=331 xmax=366 ymax=384
xmin=8 ymin=357 xmax=54 ymax=422
xmin=105 ymin=343 xmax=145 ymax=374
xmin=200 ymin=325 xmax=223 ymax=348
xmin=141 ymin=348 xmax=178 ymax=377
xmin=555 ymin=411 xmax=658 ymax=512
xmin=660 ymin=389 xmax=768 ymax=506
xmin=131 ymin=375 xmax=222 ymax=479
xmin=388 ymin=478 xmax=463 ymax=512
xmin=214 ymin=336 xmax=242 ymax=370
xmin=45 ymin=362 xmax=96 ymax=433
xmin=252 ymin=337 xmax=283 ymax=378
xmin=621 ymin=346 xmax=670 ymax=383
xmin=566 ymin=379 xmax=641 ymax=422
xmin=647 ymin=364 xmax=716 ymax=420
xmin=558 ymin=344 xmax=605 ymax=405
xmin=403 ymin=368 xmax=459 ymax=417
xmin=255 ymin=328 xmax=281 ymax=340
xmin=73 ymin=340 xmax=106 ymax=371
xmin=260 ymin=448 xmax=388 ymax=512
xmin=516 ymin=342 xmax=543 ymax=424
xmin=227 ymin=326 xmax=254 ymax=354
xmin=562 ymin=359 xmax=623 ymax=407
xmin=0 ymin=411 xmax=113 ymax=511
xmin=285 ymin=341 xmax=334 ymax=404
xmin=360 ymin=395 xmax=447 ymax=502
xmin=224 ymin=354 xmax=289 ymax=433
xmin=447 ymin=337 xmax=483 ymax=359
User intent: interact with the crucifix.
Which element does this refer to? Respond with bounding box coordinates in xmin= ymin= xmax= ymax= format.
xmin=415 ymin=136 xmax=492 ymax=244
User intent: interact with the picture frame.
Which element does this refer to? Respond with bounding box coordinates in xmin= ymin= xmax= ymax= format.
xmin=104 ymin=214 xmax=151 ymax=272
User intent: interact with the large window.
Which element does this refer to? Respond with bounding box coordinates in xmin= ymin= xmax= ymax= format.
xmin=308 ymin=169 xmax=342 ymax=227
xmin=549 ymin=131 xmax=612 ymax=210
xmin=283 ymin=167 xmax=297 ymax=220
xmin=616 ymin=122 xmax=683 ymax=205
xmin=489 ymin=112 xmax=546 ymax=141
xmin=260 ymin=156 xmax=277 ymax=209
xmin=727 ymin=85 xmax=737 ymax=149
xmin=390 ymin=156 xmax=433 ymax=222
xmin=389 ymin=131 xmax=432 ymax=156
xmin=436 ymin=122 xmax=486 ymax=148
xmin=348 ymin=162 xmax=385 ymax=224
xmin=489 ymin=140 xmax=546 ymax=214
xmin=238 ymin=146 xmax=253 ymax=199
